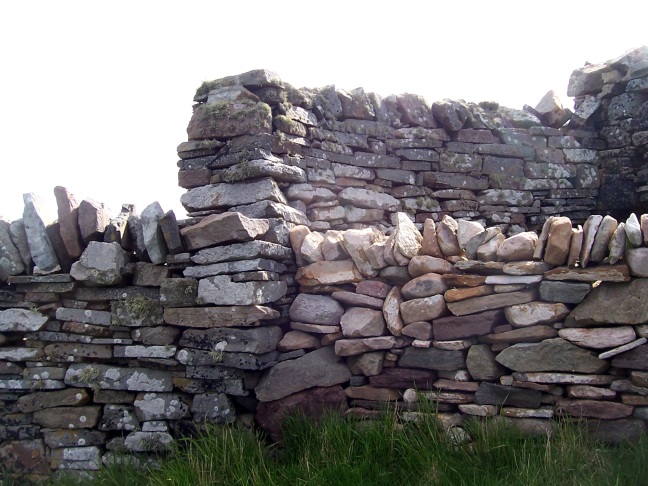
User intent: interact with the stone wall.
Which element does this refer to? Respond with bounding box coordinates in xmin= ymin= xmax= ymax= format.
xmin=1 ymin=47 xmax=648 ymax=478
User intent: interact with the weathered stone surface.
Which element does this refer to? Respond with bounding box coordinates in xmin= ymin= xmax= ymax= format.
xmin=402 ymin=273 xmax=448 ymax=300
xmin=181 ymin=212 xmax=269 ymax=251
xmin=543 ymin=217 xmax=572 ymax=265
xmin=179 ymin=326 xmax=282 ymax=354
xmin=447 ymin=290 xmax=535 ymax=316
xmin=579 ymin=215 xmax=603 ymax=268
xmin=559 ymin=327 xmax=636 ymax=349
xmin=495 ymin=338 xmax=609 ymax=373
xmin=399 ymin=347 xmax=465 ymax=371
xmin=538 ymin=281 xmax=591 ymax=304
xmin=0 ymin=220 xmax=25 ymax=279
xmin=590 ymin=215 xmax=617 ymax=263
xmin=504 ymin=302 xmax=570 ymax=327
xmin=70 ymin=242 xmax=126 ymax=286
xmin=567 ymin=385 xmax=616 ymax=400
xmin=296 ymin=260 xmax=363 ymax=286
xmin=184 ymin=257 xmax=286 ymax=278
xmin=331 ymin=291 xmax=383 ymax=310
xmin=587 ymin=418 xmax=647 ymax=444
xmin=159 ymin=210 xmax=184 ymax=254
xmin=17 ymin=389 xmax=90 ymax=413
xmin=124 ymin=431 xmax=175 ymax=451
xmin=33 ymin=406 xmax=101 ymax=429
xmin=342 ymin=228 xmax=384 ymax=277
xmin=626 ymin=248 xmax=648 ymax=277
xmin=400 ymin=295 xmax=447 ymax=324
xmin=133 ymin=393 xmax=190 ymax=421
xmin=132 ymin=326 xmax=180 ymax=346
xmin=419 ymin=219 xmax=443 ymax=257
xmin=277 ymin=330 xmax=321 ymax=351
xmin=346 ymin=385 xmax=401 ymax=401
xmin=22 ymin=193 xmax=61 ymax=274
xmin=334 ymin=336 xmax=397 ymax=356
xmin=369 ymin=368 xmax=436 ymax=389
xmin=347 ymin=351 xmax=385 ymax=377
xmin=394 ymin=213 xmax=422 ymax=258
xmin=56 ymin=307 xmax=111 ymax=326
xmin=496 ymin=232 xmax=538 ymax=262
xmin=600 ymin=338 xmax=648 ymax=360
xmin=382 ymin=286 xmax=404 ymax=336
xmin=290 ymin=293 xmax=344 ymax=325
xmin=478 ymin=233 xmax=506 ymax=261
xmin=231 ymin=200 xmax=308 ymax=225
xmin=99 ymin=405 xmax=139 ymax=432
xmin=181 ymin=177 xmax=285 ymax=211
xmin=111 ymin=298 xmax=163 ymax=327
xmin=139 ymin=202 xmax=167 ymax=264
xmin=482 ymin=325 xmax=558 ymax=344
xmin=475 ymin=383 xmax=542 ymax=408
xmin=338 ymin=187 xmax=399 ymax=211
xmin=433 ymin=309 xmax=502 ymax=341
xmin=65 ymin=364 xmax=173 ymax=392
xmin=164 ymin=305 xmax=278 ymax=328
xmin=568 ymin=279 xmax=648 ymax=325
xmin=340 ymin=307 xmax=386 ymax=338
xmin=437 ymin=215 xmax=460 ymax=257
xmin=256 ymin=386 xmax=348 ymax=440
xmin=44 ymin=343 xmax=112 ymax=362
xmin=0 ymin=439 xmax=50 ymax=475
xmin=256 ymin=346 xmax=351 ymax=402
xmin=0 ymin=309 xmax=47 ymax=332
xmin=557 ymin=399 xmax=633 ymax=419
xmin=444 ymin=285 xmax=494 ymax=303
xmin=408 ymin=255 xmax=455 ymax=278
xmin=544 ymin=265 xmax=630 ymax=282
xmin=197 ymin=275 xmax=286 ymax=305
xmin=608 ymin=223 xmax=626 ymax=265
xmin=466 ymin=344 xmax=506 ymax=381
xmin=610 ymin=345 xmax=648 ymax=370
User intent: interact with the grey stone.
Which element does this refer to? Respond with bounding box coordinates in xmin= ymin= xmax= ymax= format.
xmin=124 ymin=431 xmax=174 ymax=451
xmin=191 ymin=393 xmax=236 ymax=423
xmin=99 ymin=405 xmax=139 ymax=431
xmin=197 ymin=275 xmax=286 ymax=305
xmin=65 ymin=363 xmax=173 ymax=392
xmin=184 ymin=258 xmax=286 ymax=278
xmin=340 ymin=307 xmax=386 ymax=338
xmin=111 ymin=298 xmax=163 ymax=327
xmin=400 ymin=295 xmax=447 ymax=324
xmin=140 ymin=202 xmax=168 ymax=264
xmin=538 ymin=281 xmax=590 ymax=304
xmin=159 ymin=210 xmax=185 ymax=254
xmin=0 ymin=220 xmax=24 ymax=278
xmin=70 ymin=241 xmax=126 ymax=286
xmin=289 ymin=293 xmax=344 ymax=325
xmin=399 ymin=347 xmax=465 ymax=371
xmin=22 ymin=193 xmax=60 ymax=274
xmin=164 ymin=305 xmax=278 ymax=328
xmin=192 ymin=240 xmax=290 ymax=265
xmin=626 ymin=248 xmax=648 ymax=277
xmin=338 ymin=187 xmax=400 ymax=211
xmin=181 ymin=177 xmax=286 ymax=211
xmin=0 ymin=309 xmax=48 ymax=332
xmin=495 ymin=338 xmax=609 ymax=373
xmin=466 ymin=345 xmax=506 ymax=381
xmin=104 ymin=204 xmax=134 ymax=248
xmin=230 ymin=200 xmax=308 ymax=225
xmin=8 ymin=219 xmax=32 ymax=273
xmin=78 ymin=198 xmax=111 ymax=244
xmin=256 ymin=346 xmax=352 ymax=401
xmin=568 ymin=279 xmax=648 ymax=325
xmin=133 ymin=393 xmax=190 ymax=421
xmin=475 ymin=383 xmax=541 ymax=408
xmin=179 ymin=326 xmax=282 ymax=354
xmin=180 ymin=212 xmax=269 ymax=251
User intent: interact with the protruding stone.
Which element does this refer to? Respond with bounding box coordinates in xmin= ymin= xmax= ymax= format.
xmin=419 ymin=219 xmax=443 ymax=257
xmin=457 ymin=220 xmax=484 ymax=251
xmin=447 ymin=290 xmax=535 ymax=317
xmin=334 ymin=336 xmax=397 ymax=357
xmin=0 ymin=220 xmax=25 ymax=279
xmin=22 ymin=193 xmax=60 ymax=274
xmin=544 ymin=264 xmax=630 ymax=282
xmin=579 ymin=215 xmax=603 ymax=268
xmin=278 ymin=330 xmax=321 ymax=352
xmin=382 ymin=286 xmax=404 ymax=336
xmin=437 ymin=215 xmax=460 ymax=257
xmin=625 ymin=213 xmax=643 ymax=247
xmin=558 ymin=327 xmax=636 ymax=349
xmin=104 ymin=204 xmax=134 ymax=248
xmin=181 ymin=177 xmax=286 ymax=211
xmin=256 ymin=347 xmax=351 ymax=402
xmin=495 ymin=338 xmax=609 ymax=373
xmin=78 ymin=199 xmax=111 ymax=244
xmin=504 ymin=302 xmax=570 ymax=327
xmin=538 ymin=281 xmax=590 ymax=304
xmin=140 ymin=202 xmax=168 ymax=265
xmin=338 ymin=187 xmax=400 ymax=211
xmin=0 ymin=308 xmax=48 ymax=332
xmin=496 ymin=232 xmax=538 ymax=262
xmin=543 ymin=217 xmax=572 ymax=265
xmin=342 ymin=228 xmax=384 ymax=277
xmin=301 ymin=232 xmax=324 ymax=264
xmin=340 ymin=307 xmax=386 ymax=337
xmin=70 ymin=241 xmax=126 ymax=286
xmin=181 ymin=212 xmax=269 ymax=251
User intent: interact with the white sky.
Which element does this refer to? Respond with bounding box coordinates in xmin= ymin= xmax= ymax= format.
xmin=0 ymin=0 xmax=646 ymax=222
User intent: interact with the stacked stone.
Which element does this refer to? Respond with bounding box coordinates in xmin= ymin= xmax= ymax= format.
xmin=178 ymin=69 xmax=606 ymax=237
xmin=567 ymin=46 xmax=648 ymax=216
xmin=260 ymin=211 xmax=648 ymax=443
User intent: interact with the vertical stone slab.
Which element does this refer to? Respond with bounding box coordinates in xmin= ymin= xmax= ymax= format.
xmin=53 ymin=186 xmax=84 ymax=258
xmin=22 ymin=193 xmax=60 ymax=274
xmin=104 ymin=204 xmax=135 ymax=248
xmin=9 ymin=219 xmax=32 ymax=273
xmin=0 ymin=219 xmax=24 ymax=280
xmin=141 ymin=202 xmax=168 ymax=265
xmin=78 ymin=199 xmax=111 ymax=244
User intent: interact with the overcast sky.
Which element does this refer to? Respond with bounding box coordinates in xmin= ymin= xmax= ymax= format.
xmin=0 ymin=0 xmax=646 ymax=222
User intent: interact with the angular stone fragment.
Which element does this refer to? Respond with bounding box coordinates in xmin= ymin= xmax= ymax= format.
xmin=140 ymin=202 xmax=168 ymax=264
xmin=300 ymin=231 xmax=324 ymax=264
xmin=568 ymin=279 xmax=648 ymax=325
xmin=256 ymin=346 xmax=351 ymax=402
xmin=579 ymin=215 xmax=603 ymax=268
xmin=33 ymin=406 xmax=101 ymax=429
xmin=558 ymin=327 xmax=636 ymax=349
xmin=181 ymin=212 xmax=269 ymax=251
xmin=342 ymin=228 xmax=384 ymax=277
xmin=77 ymin=198 xmax=111 ymax=244
xmin=296 ymin=260 xmax=363 ymax=286
xmin=543 ymin=217 xmax=572 ymax=265
xmin=181 ymin=177 xmax=285 ymax=211
xmin=467 ymin=345 xmax=506 ymax=381
xmin=495 ymin=338 xmax=609 ymax=373
xmin=65 ymin=363 xmax=173 ymax=392
xmin=70 ymin=241 xmax=126 ymax=286
xmin=444 ymin=285 xmax=494 ymax=303
xmin=277 ymin=330 xmax=320 ymax=352
xmin=331 ymin=291 xmax=383 ymax=310
xmin=179 ymin=326 xmax=282 ymax=354
xmin=437 ymin=215 xmax=460 ymax=257
xmin=338 ymin=187 xmax=400 ymax=211
xmin=394 ymin=213 xmax=422 ymax=258
xmin=504 ymin=302 xmax=570 ymax=327
xmin=419 ymin=219 xmax=443 ymax=257
xmin=347 ymin=352 xmax=385 ymax=376
xmin=399 ymin=347 xmax=465 ymax=371
xmin=340 ymin=307 xmax=386 ymax=338
xmin=538 ymin=282 xmax=588 ymax=306
xmin=0 ymin=309 xmax=48 ymax=332
xmin=408 ymin=255 xmax=455 ymax=278
xmin=290 ymin=293 xmax=344 ymax=325
xmin=0 ymin=219 xmax=25 ymax=279
xmin=608 ymin=223 xmax=627 ymax=265
xmin=478 ymin=233 xmax=505 ymax=261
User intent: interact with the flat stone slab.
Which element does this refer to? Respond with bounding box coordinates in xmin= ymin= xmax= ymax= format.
xmin=191 ymin=240 xmax=291 ymax=264
xmin=568 ymin=279 xmax=648 ymax=325
xmin=179 ymin=326 xmax=283 ymax=354
xmin=398 ymin=347 xmax=465 ymax=371
xmin=197 ymin=275 xmax=287 ymax=305
xmin=512 ymin=372 xmax=614 ymax=385
xmin=475 ymin=383 xmax=542 ymax=408
xmin=544 ymin=265 xmax=630 ymax=282
xmin=65 ymin=364 xmax=173 ymax=392
xmin=184 ymin=258 xmax=286 ymax=278
xmin=255 ymin=346 xmax=351 ymax=402
xmin=181 ymin=177 xmax=286 ymax=211
xmin=180 ymin=212 xmax=270 ymax=251
xmin=296 ymin=260 xmax=364 ymax=286
xmin=558 ymin=327 xmax=637 ymax=349
xmin=433 ymin=309 xmax=504 ymax=341
xmin=538 ymin=281 xmax=591 ymax=304
xmin=447 ymin=290 xmax=536 ymax=316
xmin=334 ymin=337 xmax=397 ymax=356
xmin=495 ymin=338 xmax=609 ymax=374
xmin=0 ymin=309 xmax=48 ymax=332
xmin=163 ymin=305 xmax=279 ymax=328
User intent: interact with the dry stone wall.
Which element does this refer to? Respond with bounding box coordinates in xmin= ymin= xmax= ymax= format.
xmin=1 ymin=47 xmax=648 ymax=478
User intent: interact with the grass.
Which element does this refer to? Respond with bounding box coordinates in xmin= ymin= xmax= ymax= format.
xmin=10 ymin=411 xmax=648 ymax=486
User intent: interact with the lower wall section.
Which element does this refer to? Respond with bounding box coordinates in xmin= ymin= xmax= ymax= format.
xmin=2 ymin=212 xmax=648 ymax=477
